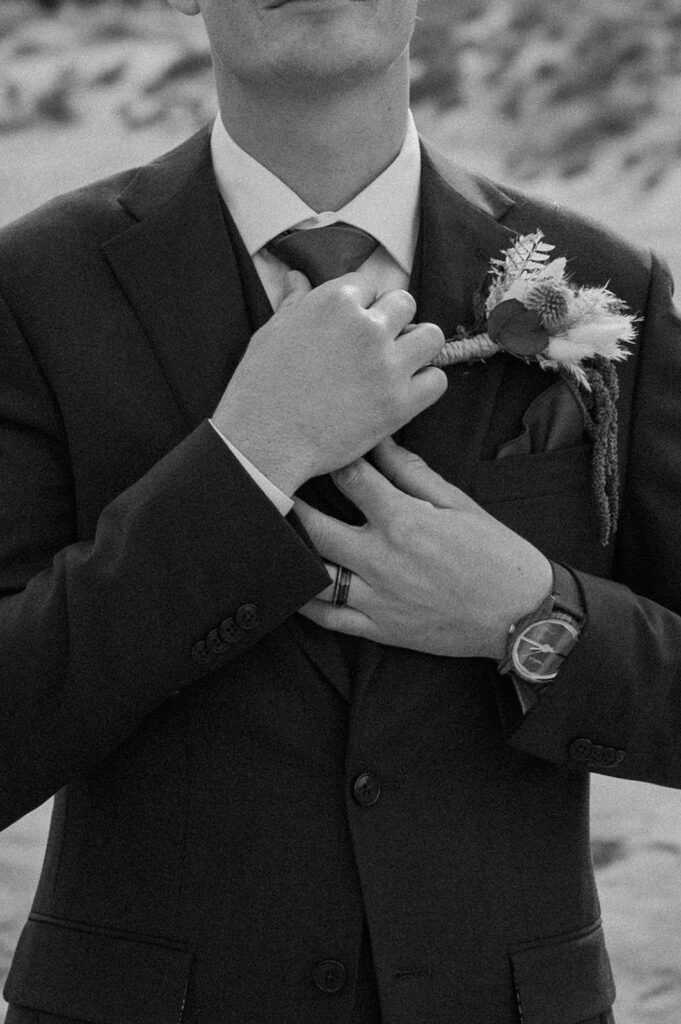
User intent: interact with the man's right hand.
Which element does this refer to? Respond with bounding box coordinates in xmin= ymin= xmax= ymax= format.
xmin=212 ymin=270 xmax=447 ymax=495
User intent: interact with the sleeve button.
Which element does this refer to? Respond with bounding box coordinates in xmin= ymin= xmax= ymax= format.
xmin=206 ymin=627 xmax=229 ymax=653
xmin=569 ymin=738 xmax=593 ymax=762
xmin=235 ymin=603 xmax=259 ymax=631
xmin=219 ymin=617 xmax=245 ymax=644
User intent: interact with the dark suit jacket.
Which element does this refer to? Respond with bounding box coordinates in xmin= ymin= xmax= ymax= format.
xmin=1 ymin=126 xmax=680 ymax=1024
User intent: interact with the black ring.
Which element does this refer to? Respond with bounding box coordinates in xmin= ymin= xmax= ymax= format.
xmin=332 ymin=565 xmax=352 ymax=608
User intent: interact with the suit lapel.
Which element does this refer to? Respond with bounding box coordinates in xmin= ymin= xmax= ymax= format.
xmin=102 ymin=129 xmax=252 ymax=431
xmin=353 ymin=142 xmax=518 ymax=701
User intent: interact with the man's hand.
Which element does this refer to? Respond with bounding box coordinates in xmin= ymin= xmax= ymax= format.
xmin=296 ymin=438 xmax=553 ymax=660
xmin=212 ymin=272 xmax=447 ymax=496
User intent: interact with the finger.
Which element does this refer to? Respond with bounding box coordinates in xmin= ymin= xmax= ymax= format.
xmin=331 ymin=457 xmax=404 ymax=524
xmin=278 ymin=270 xmax=312 ymax=309
xmin=294 ymin=497 xmax=364 ymax=566
xmin=317 ymin=562 xmax=370 ymax=607
xmin=398 ymin=321 xmax=446 ymax=371
xmin=370 ymin=288 xmax=417 ymax=336
xmin=407 ymin=364 xmax=449 ymax=415
xmin=299 ymin=598 xmax=381 ymax=641
xmin=371 ymin=436 xmax=464 ymax=507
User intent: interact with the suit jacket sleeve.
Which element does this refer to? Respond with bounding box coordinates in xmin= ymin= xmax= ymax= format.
xmin=0 ymin=290 xmax=329 ymax=828
xmin=509 ymin=251 xmax=681 ymax=787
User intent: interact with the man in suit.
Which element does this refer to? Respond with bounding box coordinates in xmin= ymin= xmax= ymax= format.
xmin=1 ymin=0 xmax=680 ymax=1022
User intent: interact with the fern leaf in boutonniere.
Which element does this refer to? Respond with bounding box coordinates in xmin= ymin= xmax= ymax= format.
xmin=432 ymin=231 xmax=639 ymax=546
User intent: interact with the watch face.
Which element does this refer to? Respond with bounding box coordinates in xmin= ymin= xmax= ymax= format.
xmin=512 ymin=618 xmax=580 ymax=682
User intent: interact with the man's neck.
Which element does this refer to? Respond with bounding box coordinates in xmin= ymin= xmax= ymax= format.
xmin=217 ymin=66 xmax=410 ymax=212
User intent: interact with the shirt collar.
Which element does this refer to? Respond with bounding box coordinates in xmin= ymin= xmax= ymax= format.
xmin=210 ymin=112 xmax=421 ymax=275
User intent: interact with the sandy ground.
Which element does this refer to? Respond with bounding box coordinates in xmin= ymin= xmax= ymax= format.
xmin=2 ymin=111 xmax=681 ymax=1024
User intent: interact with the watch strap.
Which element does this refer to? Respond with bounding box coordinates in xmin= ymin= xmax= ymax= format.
xmin=549 ymin=561 xmax=585 ymax=624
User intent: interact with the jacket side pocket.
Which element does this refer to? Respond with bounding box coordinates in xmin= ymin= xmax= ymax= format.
xmin=510 ymin=919 xmax=616 ymax=1024
xmin=4 ymin=914 xmax=193 ymax=1024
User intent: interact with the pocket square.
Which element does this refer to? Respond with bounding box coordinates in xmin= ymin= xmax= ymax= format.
xmin=496 ymin=381 xmax=588 ymax=459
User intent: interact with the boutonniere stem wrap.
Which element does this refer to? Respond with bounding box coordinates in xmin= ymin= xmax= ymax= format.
xmin=433 ymin=231 xmax=639 ymax=545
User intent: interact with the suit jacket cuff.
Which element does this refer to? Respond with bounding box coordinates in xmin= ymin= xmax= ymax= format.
xmin=507 ymin=566 xmax=681 ymax=787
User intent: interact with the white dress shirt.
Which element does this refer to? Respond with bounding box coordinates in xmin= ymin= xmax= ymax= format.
xmin=208 ymin=111 xmax=422 ymax=513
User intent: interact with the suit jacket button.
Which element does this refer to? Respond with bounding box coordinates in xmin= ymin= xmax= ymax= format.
xmin=219 ymin=618 xmax=244 ymax=644
xmin=235 ymin=603 xmax=259 ymax=631
xmin=313 ymin=960 xmax=347 ymax=993
xmin=352 ymin=772 xmax=381 ymax=806
xmin=569 ymin=738 xmax=593 ymax=762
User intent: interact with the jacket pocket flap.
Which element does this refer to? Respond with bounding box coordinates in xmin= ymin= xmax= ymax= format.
xmin=510 ymin=921 xmax=615 ymax=1024
xmin=4 ymin=915 xmax=193 ymax=1024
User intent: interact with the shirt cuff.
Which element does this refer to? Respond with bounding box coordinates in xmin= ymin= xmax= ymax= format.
xmin=208 ymin=419 xmax=294 ymax=517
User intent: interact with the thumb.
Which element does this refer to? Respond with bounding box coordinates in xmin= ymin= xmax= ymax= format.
xmin=278 ymin=269 xmax=312 ymax=310
xmin=371 ymin=437 xmax=464 ymax=508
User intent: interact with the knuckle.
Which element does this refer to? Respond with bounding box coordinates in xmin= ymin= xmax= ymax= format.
xmin=401 ymin=450 xmax=425 ymax=471
xmin=319 ymin=282 xmax=356 ymax=314
xmin=394 ymin=288 xmax=417 ymax=318
xmin=334 ymin=278 xmax=364 ymax=304
xmin=386 ymin=505 xmax=412 ymax=544
xmin=365 ymin=306 xmax=390 ymax=337
xmin=337 ymin=460 xmax=363 ymax=486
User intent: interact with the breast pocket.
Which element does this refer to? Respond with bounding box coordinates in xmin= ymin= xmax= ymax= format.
xmin=510 ymin=919 xmax=616 ymax=1024
xmin=472 ymin=445 xmax=610 ymax=571
xmin=474 ymin=444 xmax=592 ymax=504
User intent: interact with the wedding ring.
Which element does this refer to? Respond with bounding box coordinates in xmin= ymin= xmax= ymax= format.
xmin=332 ymin=564 xmax=352 ymax=608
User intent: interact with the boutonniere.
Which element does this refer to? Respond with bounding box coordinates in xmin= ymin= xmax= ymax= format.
xmin=433 ymin=231 xmax=639 ymax=546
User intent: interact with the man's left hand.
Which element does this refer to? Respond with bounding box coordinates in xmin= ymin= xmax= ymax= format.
xmin=295 ymin=438 xmax=553 ymax=660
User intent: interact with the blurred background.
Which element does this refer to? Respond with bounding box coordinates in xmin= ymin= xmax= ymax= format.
xmin=1 ymin=1 xmax=681 ymax=1021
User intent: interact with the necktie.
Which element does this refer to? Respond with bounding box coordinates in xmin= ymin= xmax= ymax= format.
xmin=266 ymin=222 xmax=378 ymax=286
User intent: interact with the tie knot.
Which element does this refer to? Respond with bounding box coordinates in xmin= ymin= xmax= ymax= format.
xmin=266 ymin=223 xmax=378 ymax=286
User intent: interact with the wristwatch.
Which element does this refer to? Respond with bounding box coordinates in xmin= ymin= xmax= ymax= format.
xmin=498 ymin=562 xmax=585 ymax=686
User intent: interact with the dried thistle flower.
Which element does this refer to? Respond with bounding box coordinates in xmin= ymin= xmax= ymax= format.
xmin=525 ymin=277 xmax=571 ymax=330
